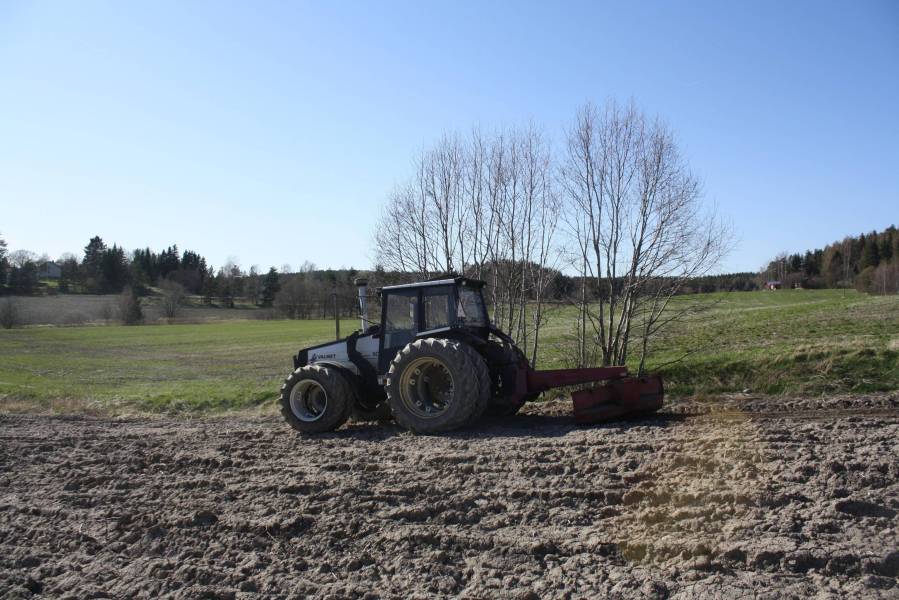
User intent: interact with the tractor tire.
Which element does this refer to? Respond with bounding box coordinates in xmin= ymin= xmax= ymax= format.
xmin=345 ymin=375 xmax=392 ymax=423
xmin=489 ymin=391 xmax=540 ymax=417
xmin=280 ymin=365 xmax=354 ymax=433
xmin=385 ymin=338 xmax=481 ymax=433
xmin=351 ymin=400 xmax=393 ymax=423
xmin=459 ymin=344 xmax=491 ymax=425
xmin=483 ymin=339 xmax=538 ymax=417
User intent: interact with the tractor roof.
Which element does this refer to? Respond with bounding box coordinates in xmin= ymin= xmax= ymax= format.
xmin=380 ymin=276 xmax=486 ymax=292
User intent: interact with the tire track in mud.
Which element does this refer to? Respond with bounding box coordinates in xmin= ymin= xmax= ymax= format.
xmin=1 ymin=394 xmax=897 ymax=598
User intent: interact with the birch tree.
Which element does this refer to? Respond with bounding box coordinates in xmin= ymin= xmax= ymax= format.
xmin=374 ymin=100 xmax=726 ymax=372
xmin=373 ymin=126 xmax=561 ymax=365
xmin=563 ymin=100 xmax=729 ymax=372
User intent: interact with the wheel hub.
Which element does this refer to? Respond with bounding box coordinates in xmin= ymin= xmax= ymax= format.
xmin=399 ymin=357 xmax=455 ymax=419
xmin=289 ymin=379 xmax=328 ymax=422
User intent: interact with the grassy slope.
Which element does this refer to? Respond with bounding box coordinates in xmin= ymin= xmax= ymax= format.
xmin=537 ymin=289 xmax=899 ymax=395
xmin=0 ymin=290 xmax=896 ymax=413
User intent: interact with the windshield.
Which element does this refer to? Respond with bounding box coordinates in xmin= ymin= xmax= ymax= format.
xmin=457 ymin=286 xmax=488 ymax=326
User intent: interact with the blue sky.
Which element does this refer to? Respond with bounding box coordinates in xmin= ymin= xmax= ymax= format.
xmin=1 ymin=1 xmax=897 ymax=273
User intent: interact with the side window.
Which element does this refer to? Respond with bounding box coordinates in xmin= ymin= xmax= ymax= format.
xmin=458 ymin=287 xmax=488 ymax=326
xmin=385 ymin=290 xmax=417 ymax=334
xmin=422 ymin=286 xmax=452 ymax=331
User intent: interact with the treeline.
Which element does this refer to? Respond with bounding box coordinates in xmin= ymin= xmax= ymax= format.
xmin=664 ymin=272 xmax=760 ymax=294
xmin=267 ymin=268 xmax=362 ymax=319
xmin=0 ymin=232 xmax=366 ymax=319
xmin=763 ymin=225 xmax=898 ymax=293
xmin=490 ymin=267 xmax=761 ymax=301
xmin=0 ymin=235 xmax=215 ymax=296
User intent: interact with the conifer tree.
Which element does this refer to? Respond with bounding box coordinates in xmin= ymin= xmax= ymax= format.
xmin=261 ymin=267 xmax=281 ymax=307
xmin=879 ymin=233 xmax=893 ymax=263
xmin=83 ymin=236 xmax=106 ymax=280
xmin=860 ymin=237 xmax=880 ymax=269
xmin=0 ymin=233 xmax=7 ymax=287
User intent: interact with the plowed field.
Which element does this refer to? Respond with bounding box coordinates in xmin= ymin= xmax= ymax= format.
xmin=2 ymin=394 xmax=897 ymax=598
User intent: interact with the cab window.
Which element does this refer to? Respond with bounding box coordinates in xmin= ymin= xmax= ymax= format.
xmin=422 ymin=286 xmax=452 ymax=331
xmin=385 ymin=289 xmax=417 ymax=333
xmin=457 ymin=286 xmax=487 ymax=326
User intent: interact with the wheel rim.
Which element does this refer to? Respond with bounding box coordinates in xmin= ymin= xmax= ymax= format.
xmin=289 ymin=379 xmax=328 ymax=422
xmin=398 ymin=357 xmax=455 ymax=419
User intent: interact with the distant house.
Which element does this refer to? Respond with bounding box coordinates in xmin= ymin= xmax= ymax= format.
xmin=765 ymin=280 xmax=782 ymax=290
xmin=38 ymin=261 xmax=62 ymax=279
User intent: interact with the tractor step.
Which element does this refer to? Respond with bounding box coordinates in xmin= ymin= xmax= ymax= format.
xmin=571 ymin=376 xmax=664 ymax=424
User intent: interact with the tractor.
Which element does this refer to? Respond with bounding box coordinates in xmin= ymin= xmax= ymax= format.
xmin=279 ymin=277 xmax=664 ymax=433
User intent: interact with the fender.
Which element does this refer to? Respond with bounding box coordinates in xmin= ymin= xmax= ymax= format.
xmin=308 ymin=359 xmax=360 ymax=376
xmin=346 ymin=331 xmax=380 ymax=394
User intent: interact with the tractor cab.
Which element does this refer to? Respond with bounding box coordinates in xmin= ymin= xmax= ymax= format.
xmin=377 ymin=277 xmax=489 ymax=373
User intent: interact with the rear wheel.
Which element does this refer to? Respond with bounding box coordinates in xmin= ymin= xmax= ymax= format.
xmin=484 ymin=340 xmax=538 ymax=416
xmin=280 ymin=365 xmax=354 ymax=433
xmin=386 ymin=338 xmax=480 ymax=433
xmin=459 ymin=344 xmax=491 ymax=425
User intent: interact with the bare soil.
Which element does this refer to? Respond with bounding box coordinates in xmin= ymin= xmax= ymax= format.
xmin=1 ymin=394 xmax=898 ymax=599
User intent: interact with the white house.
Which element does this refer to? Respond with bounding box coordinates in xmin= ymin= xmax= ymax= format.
xmin=38 ymin=261 xmax=62 ymax=279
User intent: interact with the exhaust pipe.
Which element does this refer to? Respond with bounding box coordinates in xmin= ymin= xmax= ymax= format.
xmin=354 ymin=277 xmax=368 ymax=331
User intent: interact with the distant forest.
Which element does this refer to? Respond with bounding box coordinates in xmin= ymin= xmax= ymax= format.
xmin=1 ymin=225 xmax=896 ymax=317
xmin=0 ymin=232 xmax=758 ymax=311
xmin=761 ymin=225 xmax=898 ymax=293
xmin=0 ymin=234 xmax=365 ymax=317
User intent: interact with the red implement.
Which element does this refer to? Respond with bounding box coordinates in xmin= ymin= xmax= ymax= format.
xmin=571 ymin=376 xmax=664 ymax=424
xmin=511 ymin=362 xmax=664 ymax=423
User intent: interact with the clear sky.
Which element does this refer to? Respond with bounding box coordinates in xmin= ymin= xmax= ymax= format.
xmin=1 ymin=1 xmax=897 ymax=273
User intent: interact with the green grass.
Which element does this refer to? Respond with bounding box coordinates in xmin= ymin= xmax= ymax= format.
xmin=536 ymin=289 xmax=899 ymax=396
xmin=0 ymin=319 xmax=355 ymax=414
xmin=0 ymin=290 xmax=897 ymax=414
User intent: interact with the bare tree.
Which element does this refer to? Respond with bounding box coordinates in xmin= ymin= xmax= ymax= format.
xmin=0 ymin=297 xmax=20 ymax=329
xmin=510 ymin=124 xmax=560 ymax=366
xmin=374 ymin=101 xmax=726 ymax=373
xmin=563 ymin=100 xmax=730 ymax=372
xmin=246 ymin=265 xmax=261 ymax=305
xmin=374 ymin=183 xmax=432 ymax=276
xmin=274 ymin=277 xmax=309 ymax=319
xmin=160 ymin=279 xmax=186 ymax=319
xmin=118 ymin=286 xmax=143 ymax=325
xmin=8 ymin=249 xmax=38 ymax=268
xmin=841 ymin=237 xmax=852 ymax=287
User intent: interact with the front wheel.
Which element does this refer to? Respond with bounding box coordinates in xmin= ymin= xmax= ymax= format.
xmin=280 ymin=365 xmax=354 ymax=433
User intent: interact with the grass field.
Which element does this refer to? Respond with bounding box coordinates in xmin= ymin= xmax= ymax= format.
xmin=0 ymin=319 xmax=355 ymax=414
xmin=1 ymin=290 xmax=897 ymax=414
xmin=642 ymin=290 xmax=898 ymax=394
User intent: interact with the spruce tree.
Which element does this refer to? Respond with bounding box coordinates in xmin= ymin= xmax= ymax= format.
xmin=860 ymin=238 xmax=880 ymax=269
xmin=82 ymin=236 xmax=107 ymax=289
xmin=879 ymin=234 xmax=893 ymax=263
xmin=261 ymin=267 xmax=281 ymax=307
xmin=100 ymin=245 xmax=130 ymax=292
xmin=201 ymin=267 xmax=217 ymax=305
